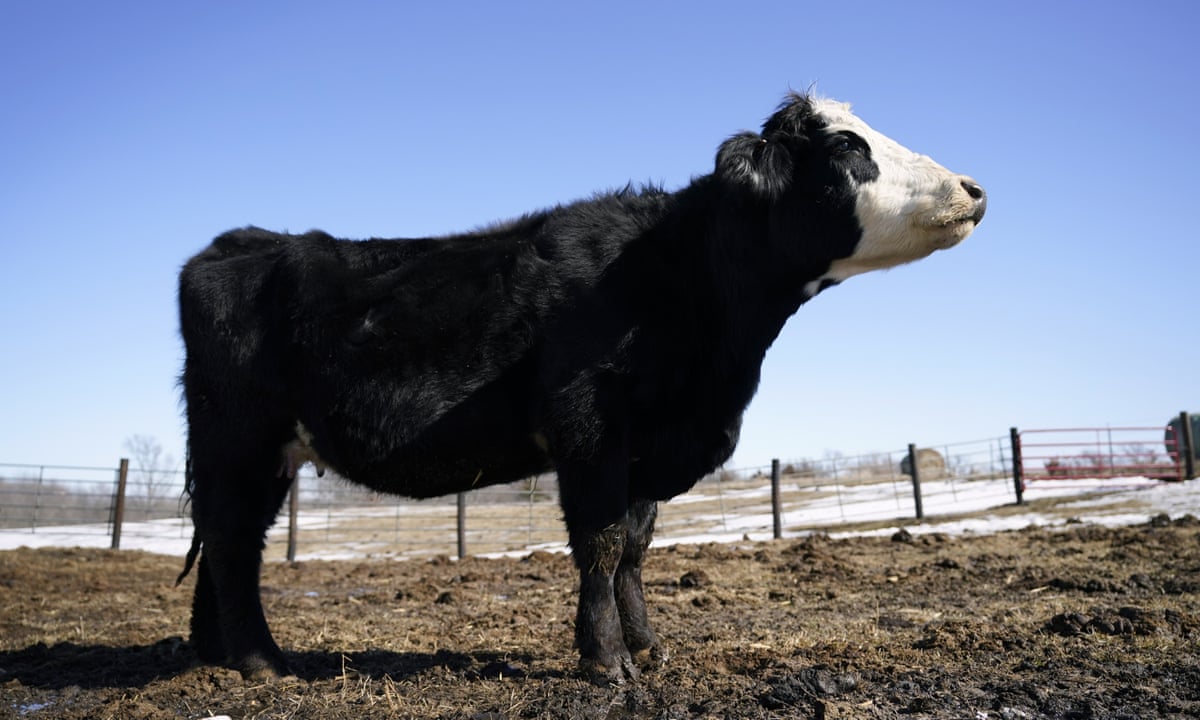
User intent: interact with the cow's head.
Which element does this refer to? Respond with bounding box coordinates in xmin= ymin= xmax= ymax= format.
xmin=716 ymin=93 xmax=986 ymax=295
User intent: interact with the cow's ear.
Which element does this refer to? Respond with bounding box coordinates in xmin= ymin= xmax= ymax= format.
xmin=716 ymin=132 xmax=793 ymax=199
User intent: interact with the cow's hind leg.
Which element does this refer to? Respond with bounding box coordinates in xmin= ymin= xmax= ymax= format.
xmin=614 ymin=498 xmax=665 ymax=669
xmin=189 ymin=453 xmax=293 ymax=679
xmin=189 ymin=551 xmax=225 ymax=664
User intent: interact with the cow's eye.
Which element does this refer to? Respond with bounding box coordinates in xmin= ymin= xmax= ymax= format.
xmin=834 ymin=138 xmax=854 ymax=154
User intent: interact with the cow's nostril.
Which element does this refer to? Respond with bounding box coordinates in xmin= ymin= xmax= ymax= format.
xmin=961 ymin=178 xmax=987 ymax=224
xmin=961 ymin=179 xmax=985 ymax=200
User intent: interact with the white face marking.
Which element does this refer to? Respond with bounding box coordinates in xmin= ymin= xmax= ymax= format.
xmin=810 ymin=98 xmax=984 ymax=287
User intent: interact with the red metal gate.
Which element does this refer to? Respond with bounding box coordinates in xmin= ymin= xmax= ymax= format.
xmin=1015 ymin=425 xmax=1184 ymax=484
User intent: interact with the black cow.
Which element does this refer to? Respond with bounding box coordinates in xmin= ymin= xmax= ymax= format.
xmin=177 ymin=93 xmax=986 ymax=684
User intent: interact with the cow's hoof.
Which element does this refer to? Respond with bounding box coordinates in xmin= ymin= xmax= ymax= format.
xmin=190 ymin=636 xmax=226 ymax=666
xmin=632 ymin=643 xmax=668 ymax=670
xmin=580 ymin=651 xmax=640 ymax=686
xmin=188 ymin=621 xmax=227 ymax=664
xmin=236 ymin=651 xmax=292 ymax=682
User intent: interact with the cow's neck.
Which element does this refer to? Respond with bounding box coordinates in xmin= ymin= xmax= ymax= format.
xmin=714 ymin=195 xmax=814 ymax=348
xmin=663 ymin=180 xmax=818 ymax=412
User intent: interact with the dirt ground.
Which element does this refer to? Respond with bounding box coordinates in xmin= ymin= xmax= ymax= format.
xmin=2 ymin=514 xmax=1199 ymax=719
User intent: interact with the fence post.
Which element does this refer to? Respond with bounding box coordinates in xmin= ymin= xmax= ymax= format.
xmin=1010 ymin=427 xmax=1025 ymax=504
xmin=33 ymin=466 xmax=44 ymax=531
xmin=287 ymin=480 xmax=299 ymax=563
xmin=457 ymin=493 xmax=467 ymax=559
xmin=111 ymin=458 xmax=129 ymax=550
xmin=907 ymin=444 xmax=924 ymax=520
xmin=1180 ymin=411 xmax=1196 ymax=480
xmin=771 ymin=459 xmax=782 ymax=539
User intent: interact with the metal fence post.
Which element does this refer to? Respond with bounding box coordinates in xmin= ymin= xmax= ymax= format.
xmin=33 ymin=465 xmax=44 ymax=531
xmin=907 ymin=444 xmax=924 ymax=520
xmin=111 ymin=458 xmax=129 ymax=550
xmin=457 ymin=492 xmax=467 ymax=559
xmin=1010 ymin=427 xmax=1025 ymax=504
xmin=771 ymin=458 xmax=782 ymax=539
xmin=1179 ymin=411 xmax=1196 ymax=480
xmin=287 ymin=479 xmax=299 ymax=562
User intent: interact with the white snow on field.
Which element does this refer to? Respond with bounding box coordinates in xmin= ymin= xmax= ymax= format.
xmin=655 ymin=475 xmax=1184 ymax=546
xmin=0 ymin=516 xmax=197 ymax=556
xmin=3 ymin=475 xmax=1198 ymax=560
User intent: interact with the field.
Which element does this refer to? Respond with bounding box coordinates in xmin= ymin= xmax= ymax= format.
xmin=3 ymin=512 xmax=1199 ymax=719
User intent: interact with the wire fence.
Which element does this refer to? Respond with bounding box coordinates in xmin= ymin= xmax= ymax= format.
xmin=0 ymin=462 xmax=191 ymax=547
xmin=0 ymin=421 xmax=1191 ymax=561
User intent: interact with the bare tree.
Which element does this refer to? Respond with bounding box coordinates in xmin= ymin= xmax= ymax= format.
xmin=123 ymin=434 xmax=177 ymax=506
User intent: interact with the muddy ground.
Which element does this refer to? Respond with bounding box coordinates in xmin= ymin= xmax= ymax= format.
xmin=2 ymin=514 xmax=1199 ymax=719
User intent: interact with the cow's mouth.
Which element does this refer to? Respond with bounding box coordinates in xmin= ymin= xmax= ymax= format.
xmin=924 ymin=180 xmax=986 ymax=237
xmin=923 ymin=197 xmax=985 ymax=248
xmin=921 ymin=213 xmax=981 ymax=250
xmin=928 ymin=203 xmax=985 ymax=230
xmin=939 ymin=215 xmax=981 ymax=233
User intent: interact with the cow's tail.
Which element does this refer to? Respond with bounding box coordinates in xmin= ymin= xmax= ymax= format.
xmin=175 ymin=449 xmax=200 ymax=586
xmin=175 ymin=533 xmax=201 ymax=586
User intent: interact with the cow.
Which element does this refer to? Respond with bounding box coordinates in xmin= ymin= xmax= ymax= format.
xmin=176 ymin=92 xmax=986 ymax=685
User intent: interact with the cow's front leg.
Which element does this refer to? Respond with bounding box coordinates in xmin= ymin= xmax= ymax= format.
xmin=569 ymin=521 xmax=638 ymax=684
xmin=557 ymin=436 xmax=640 ymax=685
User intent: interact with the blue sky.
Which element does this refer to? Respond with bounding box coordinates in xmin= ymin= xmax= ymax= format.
xmin=2 ymin=1 xmax=1197 ymax=473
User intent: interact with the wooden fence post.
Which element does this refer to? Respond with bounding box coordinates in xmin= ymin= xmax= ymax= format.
xmin=1010 ymin=427 xmax=1025 ymax=504
xmin=457 ymin=492 xmax=467 ymax=559
xmin=907 ymin=444 xmax=924 ymax=520
xmin=287 ymin=480 xmax=299 ymax=563
xmin=111 ymin=458 xmax=129 ymax=550
xmin=771 ymin=459 xmax=782 ymax=539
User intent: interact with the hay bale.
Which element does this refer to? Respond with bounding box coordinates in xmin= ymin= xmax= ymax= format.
xmin=900 ymin=448 xmax=946 ymax=479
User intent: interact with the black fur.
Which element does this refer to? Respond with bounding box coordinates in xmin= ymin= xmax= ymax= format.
xmin=178 ymin=92 xmax=878 ymax=683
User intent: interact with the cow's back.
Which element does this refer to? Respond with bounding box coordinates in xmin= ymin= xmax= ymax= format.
xmin=178 ymin=224 xmax=568 ymax=493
